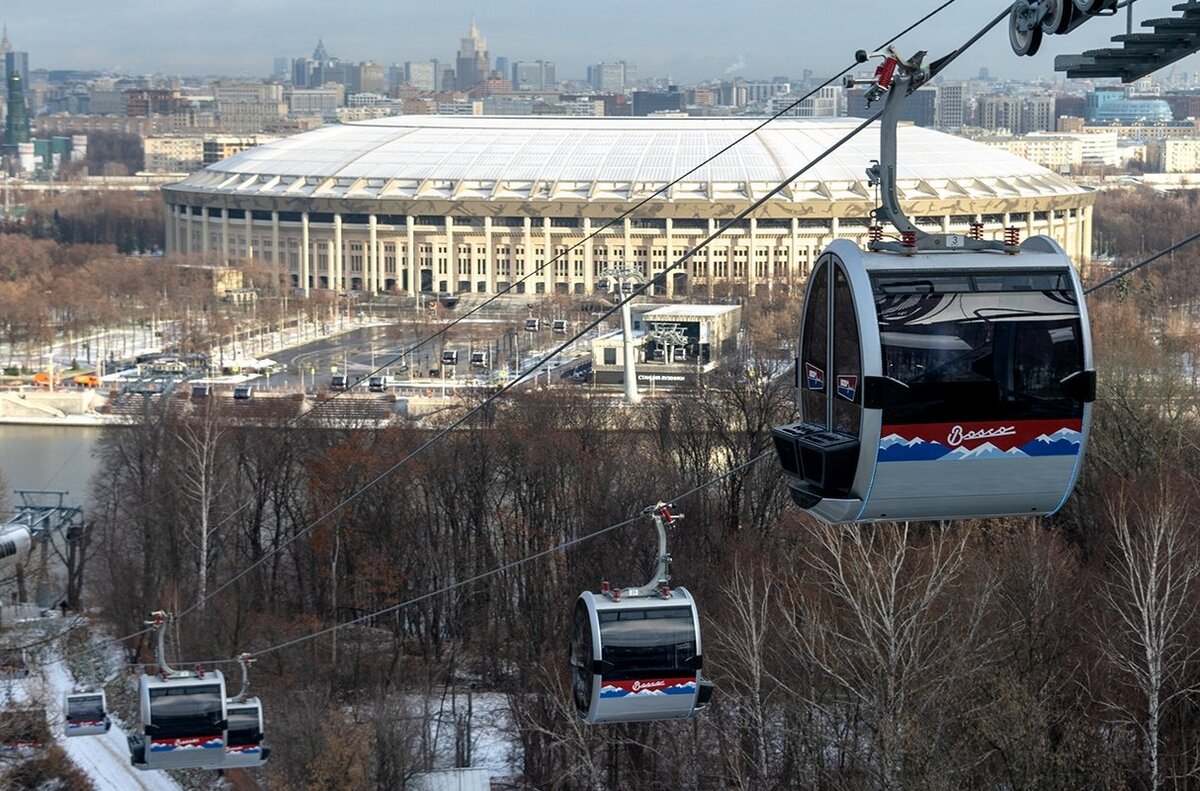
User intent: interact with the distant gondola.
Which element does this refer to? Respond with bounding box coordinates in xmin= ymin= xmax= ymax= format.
xmin=64 ymin=690 xmax=112 ymax=737
xmin=570 ymin=504 xmax=713 ymax=724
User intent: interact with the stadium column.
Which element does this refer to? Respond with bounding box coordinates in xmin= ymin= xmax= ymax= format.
xmin=221 ymin=208 xmax=230 ymax=265
xmin=185 ymin=206 xmax=193 ymax=256
xmin=789 ymin=218 xmax=799 ymax=284
xmin=301 ymin=212 xmax=310 ymax=297
xmin=272 ymin=212 xmax=280 ymax=288
xmin=664 ymin=218 xmax=674 ymax=297
xmin=522 ymin=217 xmax=533 ymax=294
xmin=749 ymin=217 xmax=758 ymax=296
xmin=202 ymin=208 xmax=210 ymax=262
xmin=1024 ymin=210 xmax=1035 ymax=240
xmin=706 ymin=218 xmax=715 ymax=298
xmin=1081 ymin=204 xmax=1093 ymax=262
xmin=368 ymin=214 xmax=378 ymax=293
xmin=406 ymin=216 xmax=416 ymax=295
xmin=164 ymin=205 xmax=174 ymax=256
xmin=326 ymin=240 xmax=335 ymax=291
xmin=582 ymin=218 xmax=594 ymax=293
xmin=542 ymin=218 xmax=552 ymax=295
xmin=334 ymin=214 xmax=344 ymax=292
xmin=623 ymin=217 xmax=635 ymax=293
xmin=484 ymin=216 xmax=496 ymax=294
xmin=446 ymin=217 xmax=456 ymax=294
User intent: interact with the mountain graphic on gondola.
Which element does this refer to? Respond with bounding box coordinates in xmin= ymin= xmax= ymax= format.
xmin=600 ymin=680 xmax=697 ymax=698
xmin=878 ymin=435 xmax=950 ymax=462
xmin=940 ymin=442 xmax=1026 ymax=460
xmin=1019 ymin=428 xmax=1083 ymax=457
xmin=150 ymin=737 xmax=225 ymax=751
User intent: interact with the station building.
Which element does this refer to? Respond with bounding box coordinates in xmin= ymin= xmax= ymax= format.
xmin=590 ymin=303 xmax=741 ymax=390
xmin=161 ymin=116 xmax=1094 ymax=298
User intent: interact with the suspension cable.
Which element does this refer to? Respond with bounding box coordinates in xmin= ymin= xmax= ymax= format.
xmin=145 ymin=451 xmax=773 ymax=668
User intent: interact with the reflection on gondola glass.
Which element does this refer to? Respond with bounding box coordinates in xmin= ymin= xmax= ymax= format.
xmin=67 ymin=695 xmax=105 ymax=720
xmin=227 ymin=706 xmax=261 ymax=747
xmin=570 ymin=600 xmax=594 ymax=713
xmin=148 ymin=685 xmax=224 ymax=735
xmin=833 ymin=266 xmax=862 ymax=434
xmin=801 ymin=261 xmax=829 ymax=421
xmin=598 ymin=607 xmax=696 ymax=680
xmin=873 ymin=272 xmax=1084 ymax=425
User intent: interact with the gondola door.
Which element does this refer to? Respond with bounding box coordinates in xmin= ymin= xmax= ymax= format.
xmin=790 ymin=255 xmax=864 ymax=506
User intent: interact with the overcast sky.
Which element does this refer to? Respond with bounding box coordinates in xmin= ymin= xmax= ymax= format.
xmin=6 ymin=0 xmax=1200 ymax=83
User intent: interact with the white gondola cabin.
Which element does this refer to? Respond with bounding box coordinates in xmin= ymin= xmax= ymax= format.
xmin=128 ymin=670 xmax=229 ymax=771
xmin=64 ymin=690 xmax=111 ymax=737
xmin=219 ymin=698 xmax=270 ymax=769
xmin=772 ymin=238 xmax=1094 ymax=524
xmin=569 ymin=504 xmax=712 ymax=724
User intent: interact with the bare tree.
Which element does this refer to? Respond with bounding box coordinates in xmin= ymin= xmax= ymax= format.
xmin=1099 ymin=483 xmax=1200 ymax=790
xmin=171 ymin=399 xmax=232 ymax=609
xmin=789 ymin=522 xmax=996 ymax=789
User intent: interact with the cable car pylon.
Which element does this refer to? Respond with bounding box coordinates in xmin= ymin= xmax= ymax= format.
xmin=570 ymin=502 xmax=713 ymax=724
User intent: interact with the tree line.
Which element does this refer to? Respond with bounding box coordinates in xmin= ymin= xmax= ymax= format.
xmin=76 ymin=288 xmax=1200 ymax=790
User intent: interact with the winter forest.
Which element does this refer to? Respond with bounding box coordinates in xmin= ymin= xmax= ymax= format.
xmin=2 ymin=187 xmax=1200 ymax=789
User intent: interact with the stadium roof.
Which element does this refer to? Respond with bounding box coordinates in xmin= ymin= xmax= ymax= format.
xmin=172 ymin=116 xmax=1087 ymax=204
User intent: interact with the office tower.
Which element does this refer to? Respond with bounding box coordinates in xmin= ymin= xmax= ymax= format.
xmin=587 ymin=61 xmax=636 ymax=93
xmin=455 ymin=18 xmax=489 ymax=92
xmin=512 ymin=61 xmax=555 ymax=91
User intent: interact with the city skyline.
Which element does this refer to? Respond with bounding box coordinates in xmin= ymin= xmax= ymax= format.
xmin=6 ymin=0 xmax=1200 ymax=84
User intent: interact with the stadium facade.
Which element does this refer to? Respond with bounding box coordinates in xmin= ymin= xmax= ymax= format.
xmin=161 ymin=117 xmax=1094 ymax=298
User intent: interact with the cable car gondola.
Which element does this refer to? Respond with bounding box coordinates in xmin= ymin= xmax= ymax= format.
xmin=219 ymin=654 xmax=270 ymax=769
xmin=64 ymin=690 xmax=111 ymax=737
xmin=470 ymin=350 xmax=488 ymax=367
xmin=0 ymin=524 xmax=32 ymax=574
xmin=524 ymin=317 xmax=540 ymax=332
xmin=570 ymin=504 xmax=712 ymax=724
xmin=552 ymin=319 xmax=569 ymax=334
xmin=128 ymin=612 xmax=229 ymax=771
xmin=772 ymin=49 xmax=1094 ymax=524
xmin=223 ymin=699 xmax=269 ymax=768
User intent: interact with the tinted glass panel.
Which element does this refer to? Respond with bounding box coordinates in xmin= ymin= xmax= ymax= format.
xmin=832 ymin=266 xmax=862 ymax=434
xmin=872 ymin=272 xmax=1084 ymax=424
xmin=570 ymin=600 xmax=594 ymax=714
xmin=801 ymin=262 xmax=829 ymax=425
xmin=148 ymin=684 xmax=223 ymax=736
xmin=599 ymin=606 xmax=696 ymax=681
xmin=67 ymin=695 xmax=105 ymax=720
xmin=226 ymin=706 xmax=261 ymax=746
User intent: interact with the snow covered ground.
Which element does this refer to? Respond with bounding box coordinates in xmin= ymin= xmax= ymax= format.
xmin=17 ymin=652 xmax=183 ymax=791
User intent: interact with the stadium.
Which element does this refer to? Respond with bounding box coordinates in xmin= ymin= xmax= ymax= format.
xmin=161 ymin=116 xmax=1094 ymax=298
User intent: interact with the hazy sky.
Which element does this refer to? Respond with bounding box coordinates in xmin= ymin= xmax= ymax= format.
xmin=6 ymin=0 xmax=1200 ymax=83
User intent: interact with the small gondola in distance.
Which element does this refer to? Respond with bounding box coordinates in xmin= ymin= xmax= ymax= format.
xmin=64 ymin=690 xmax=111 ymax=737
xmin=219 ymin=698 xmax=270 ymax=769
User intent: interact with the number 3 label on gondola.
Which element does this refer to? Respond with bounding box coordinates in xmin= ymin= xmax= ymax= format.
xmin=805 ymin=363 xmax=824 ymax=391
xmin=837 ymin=374 xmax=858 ymax=402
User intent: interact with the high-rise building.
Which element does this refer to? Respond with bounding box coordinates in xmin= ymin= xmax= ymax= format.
xmin=936 ymin=82 xmax=967 ymax=130
xmin=213 ymin=82 xmax=287 ymax=132
xmin=406 ymin=61 xmax=439 ymax=92
xmin=4 ymin=73 xmax=32 ymax=152
xmin=455 ymin=18 xmax=489 ymax=92
xmin=1018 ymin=95 xmax=1056 ymax=134
xmin=512 ymin=61 xmax=555 ymax=91
xmin=773 ymin=85 xmax=842 ymax=118
xmin=587 ymin=62 xmax=636 ymax=93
